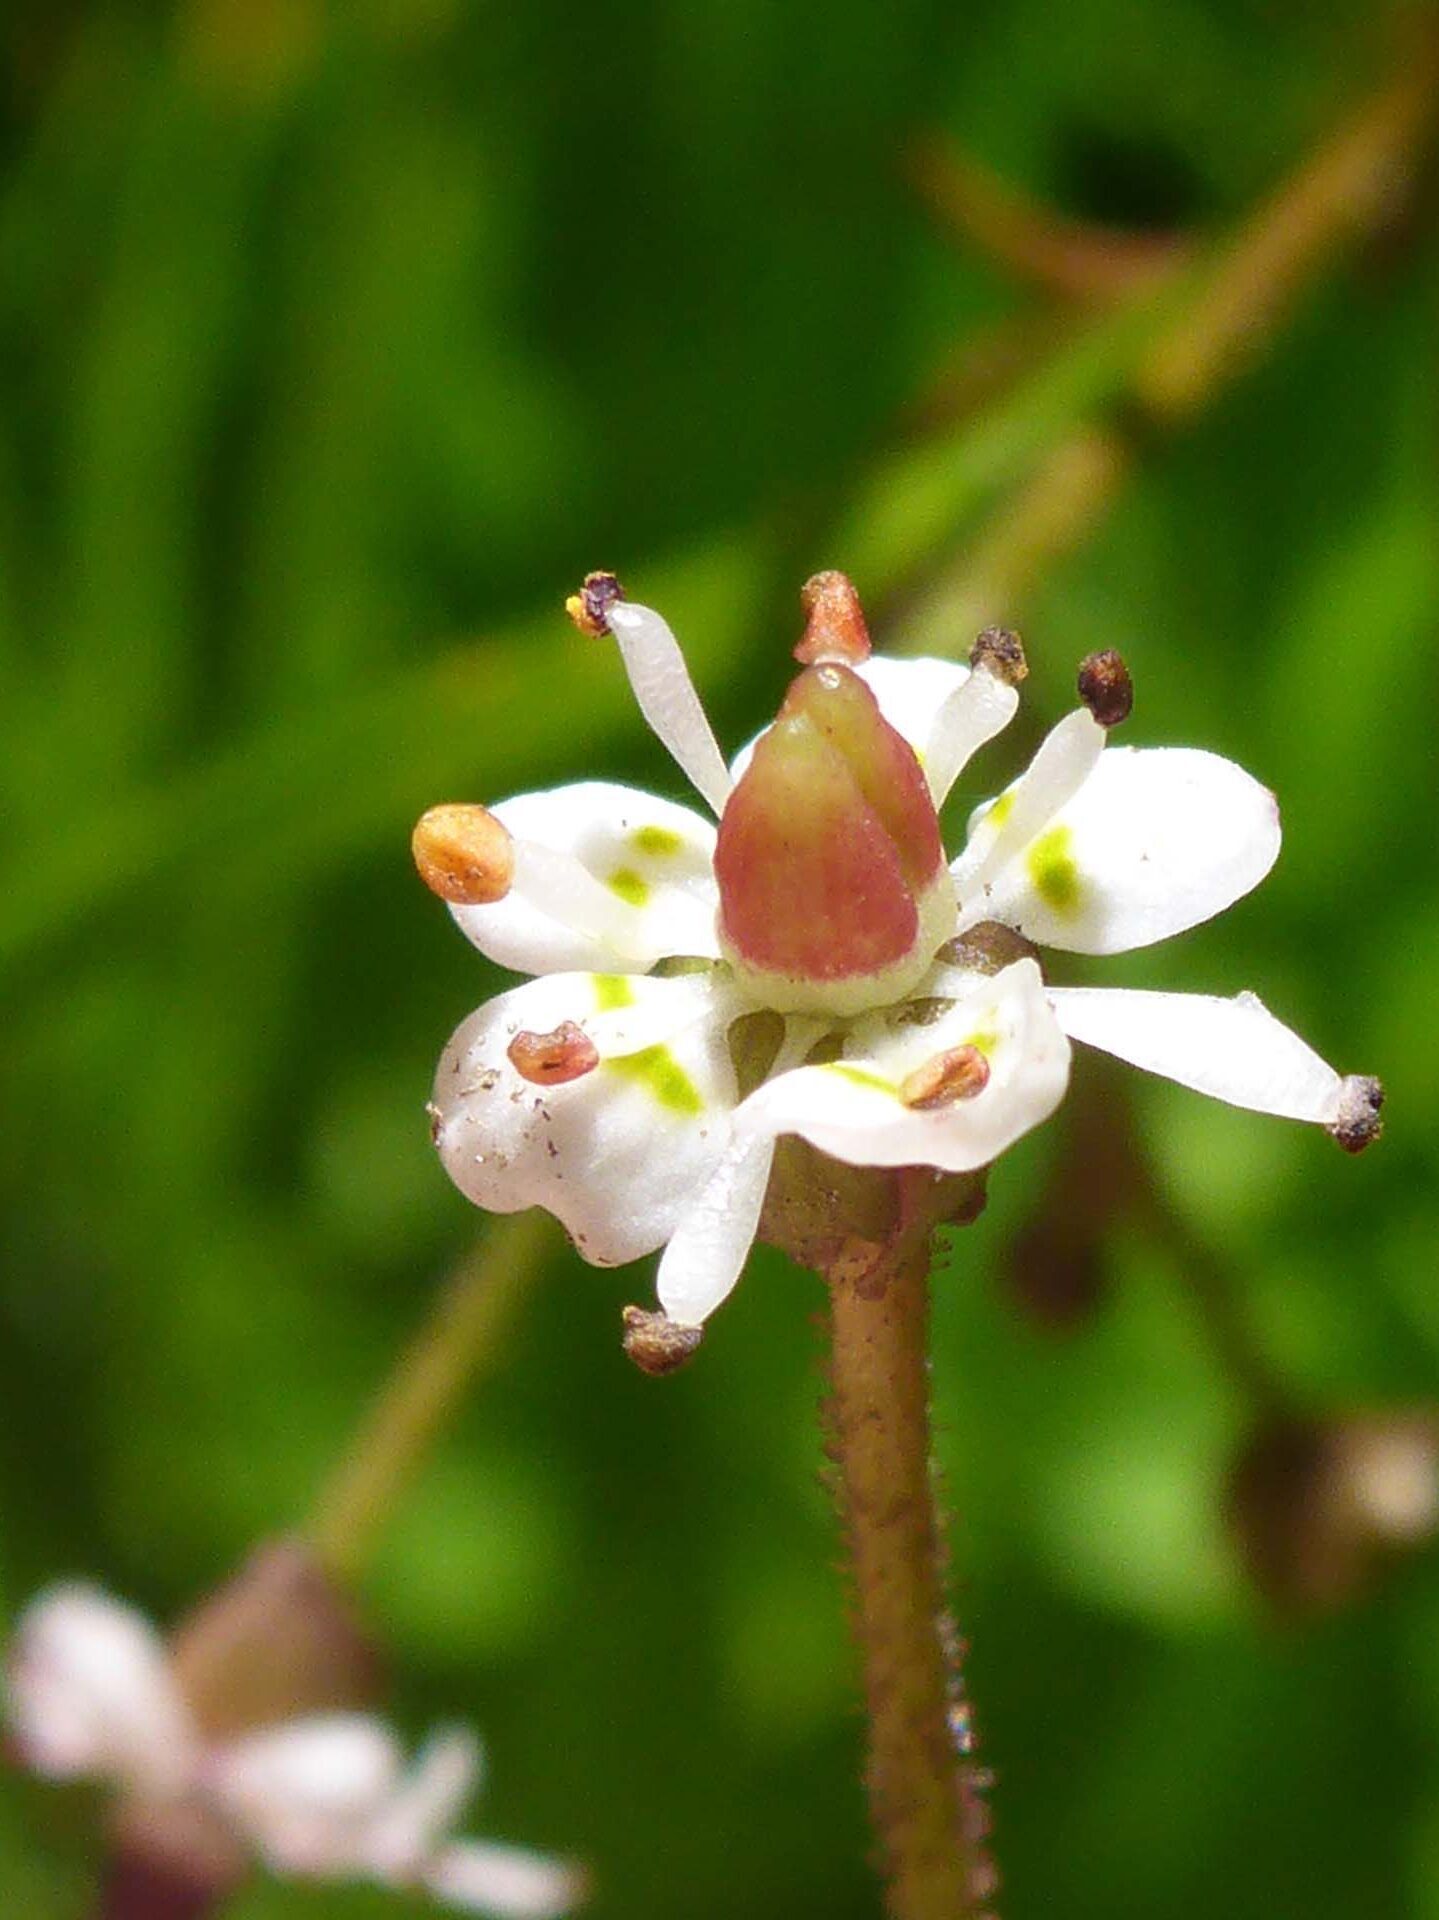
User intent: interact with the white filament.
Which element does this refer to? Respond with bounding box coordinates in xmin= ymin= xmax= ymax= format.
xmin=1047 ymin=986 xmax=1344 ymax=1122
xmin=952 ymin=707 xmax=1105 ymax=897
xmin=656 ymin=1017 xmax=822 ymax=1326
xmin=510 ymin=840 xmax=652 ymax=961
xmin=605 ymin=601 xmax=734 ymax=816
xmin=922 ymin=664 xmax=1021 ymax=807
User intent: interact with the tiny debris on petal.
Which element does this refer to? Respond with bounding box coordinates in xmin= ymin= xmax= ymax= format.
xmin=621 ymin=1305 xmax=704 ymax=1376
xmin=793 ymin=570 xmax=872 ymax=666
xmin=969 ymin=626 xmax=1028 ymax=685
xmin=1329 ymin=1074 xmax=1384 ymax=1153
xmin=564 ymin=570 xmax=626 ymax=638
xmin=900 ymin=1044 xmax=991 ymax=1110
xmin=412 ymin=805 xmax=514 ymax=905
xmin=1076 ymin=648 xmax=1133 ymax=728
xmin=507 ymin=1022 xmax=601 ymax=1086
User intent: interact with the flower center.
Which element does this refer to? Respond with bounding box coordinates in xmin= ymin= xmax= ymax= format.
xmin=714 ymin=660 xmax=955 ymax=1016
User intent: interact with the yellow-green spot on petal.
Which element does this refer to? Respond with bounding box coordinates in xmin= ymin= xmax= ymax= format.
xmin=607 ymin=866 xmax=650 ymax=907
xmin=986 ymin=790 xmax=1015 ymax=830
xmin=829 ymin=1063 xmax=896 ymax=1096
xmin=964 ymin=1029 xmax=999 ymax=1058
xmin=631 ymin=824 xmax=683 ymax=858
xmin=593 ymin=973 xmax=634 ymax=1012
xmin=1027 ymin=823 xmax=1081 ymax=913
xmin=605 ymin=1044 xmax=704 ymax=1115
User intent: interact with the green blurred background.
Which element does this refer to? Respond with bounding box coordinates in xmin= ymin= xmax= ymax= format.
xmin=2 ymin=0 xmax=1438 ymax=1913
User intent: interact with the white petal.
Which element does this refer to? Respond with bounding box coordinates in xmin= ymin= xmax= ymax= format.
xmin=952 ymin=708 xmax=1106 ymax=903
xmin=729 ymin=654 xmax=973 ymax=786
xmin=853 ymin=654 xmax=973 ymax=763
xmin=605 ymin=601 xmax=734 ymax=816
xmin=732 ymin=959 xmax=1070 ymax=1173
xmin=1047 ymin=986 xmax=1345 ymax=1121
xmin=207 ymin=1713 xmax=401 ymax=1874
xmin=451 ymin=783 xmax=719 ymax=976
xmin=655 ymin=1133 xmax=775 ymax=1327
xmin=964 ymin=748 xmax=1281 ymax=953
xmin=432 ymin=971 xmax=740 ymax=1267
xmin=363 ymin=1727 xmax=482 ymax=1878
xmin=427 ymin=1840 xmax=586 ymax=1918
xmin=920 ymin=664 xmax=1021 ymax=808
xmin=5 ymin=1585 xmax=196 ymax=1798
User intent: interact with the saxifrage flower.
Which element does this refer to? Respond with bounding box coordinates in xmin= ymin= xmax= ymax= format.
xmin=5 ymin=1584 xmax=583 ymax=1918
xmin=420 ymin=572 xmax=1380 ymax=1362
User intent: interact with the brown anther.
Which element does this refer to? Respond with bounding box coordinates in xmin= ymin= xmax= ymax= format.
xmin=900 ymin=1044 xmax=991 ymax=1110
xmin=969 ymin=626 xmax=1027 ymax=685
xmin=794 ymin=569 xmax=872 ymax=666
xmin=564 ymin=569 xmax=625 ymax=637
xmin=937 ymin=921 xmax=1042 ymax=975
xmin=1076 ymin=648 xmax=1133 ymax=727
xmin=507 ymin=1021 xmax=600 ymax=1087
xmin=1329 ymin=1074 xmax=1384 ymax=1153
xmin=412 ymin=804 xmax=514 ymax=905
xmin=621 ymin=1305 xmax=704 ymax=1376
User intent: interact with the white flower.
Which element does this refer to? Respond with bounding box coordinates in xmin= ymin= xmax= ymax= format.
xmin=422 ymin=577 xmax=1378 ymax=1354
xmin=5 ymin=1585 xmax=583 ymax=1919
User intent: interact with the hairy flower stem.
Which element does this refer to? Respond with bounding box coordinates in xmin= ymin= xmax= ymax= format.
xmin=308 ymin=1210 xmax=552 ymax=1582
xmin=825 ymin=1234 xmax=992 ymax=1919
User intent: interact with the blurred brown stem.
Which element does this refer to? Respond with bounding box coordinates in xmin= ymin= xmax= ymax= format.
xmin=825 ymin=1232 xmax=993 ymax=1919
xmin=899 ymin=35 xmax=1439 ymax=639
xmin=910 ymin=135 xmax=1189 ymax=305
xmin=1136 ymin=44 xmax=1439 ymax=423
xmin=307 ymin=1211 xmax=551 ymax=1582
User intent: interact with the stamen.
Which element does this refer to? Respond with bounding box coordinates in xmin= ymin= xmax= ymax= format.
xmin=621 ymin=1305 xmax=705 ymax=1376
xmin=564 ymin=569 xmax=626 ymax=638
xmin=923 ymin=663 xmax=1021 ymax=807
xmin=412 ymin=805 xmax=514 ymax=904
xmin=1076 ymin=649 xmax=1133 ymax=728
xmin=507 ymin=1022 xmax=601 ymax=1086
xmin=969 ymin=626 xmax=1028 ymax=686
xmin=794 ymin=570 xmax=872 ymax=666
xmin=953 ymin=706 xmax=1105 ymax=899
xmin=574 ymin=584 xmax=733 ymax=817
xmin=509 ymin=840 xmax=652 ymax=956
xmin=1328 ymin=1074 xmax=1384 ymax=1153
xmin=900 ymin=1044 xmax=991 ymax=1109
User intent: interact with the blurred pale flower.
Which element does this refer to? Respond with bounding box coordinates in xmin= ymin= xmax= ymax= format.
xmin=421 ymin=575 xmax=1378 ymax=1352
xmin=6 ymin=1584 xmax=583 ymax=1919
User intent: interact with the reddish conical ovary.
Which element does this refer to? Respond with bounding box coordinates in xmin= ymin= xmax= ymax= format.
xmin=715 ymin=663 xmax=946 ymax=995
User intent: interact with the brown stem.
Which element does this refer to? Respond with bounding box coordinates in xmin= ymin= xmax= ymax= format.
xmin=893 ymin=35 xmax=1438 ymax=639
xmin=825 ymin=1233 xmax=993 ymax=1919
xmin=909 ymin=132 xmax=1190 ymax=305
xmin=307 ymin=1210 xmax=552 ymax=1582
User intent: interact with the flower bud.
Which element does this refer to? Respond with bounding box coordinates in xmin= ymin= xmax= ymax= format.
xmin=169 ymin=1538 xmax=380 ymax=1738
xmin=1227 ymin=1412 xmax=1439 ymax=1615
xmin=715 ymin=657 xmax=954 ymax=1015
